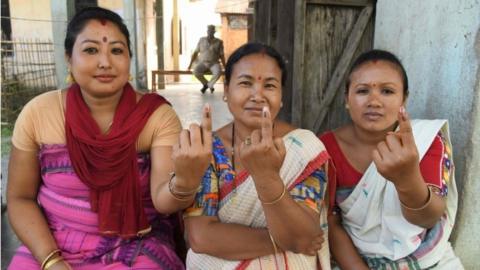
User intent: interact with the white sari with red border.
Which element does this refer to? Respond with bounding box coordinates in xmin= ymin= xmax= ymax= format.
xmin=338 ymin=120 xmax=460 ymax=269
xmin=186 ymin=129 xmax=331 ymax=270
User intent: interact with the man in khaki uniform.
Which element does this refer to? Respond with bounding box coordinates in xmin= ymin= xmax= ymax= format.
xmin=188 ymin=25 xmax=226 ymax=94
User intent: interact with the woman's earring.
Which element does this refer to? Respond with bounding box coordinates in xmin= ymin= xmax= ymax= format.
xmin=66 ymin=69 xmax=75 ymax=84
xmin=222 ymin=96 xmax=227 ymax=102
xmin=345 ymin=104 xmax=350 ymax=110
xmin=128 ymin=74 xmax=133 ymax=81
xmin=280 ymin=102 xmax=283 ymax=108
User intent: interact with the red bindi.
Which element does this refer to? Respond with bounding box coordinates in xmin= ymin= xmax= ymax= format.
xmin=257 ymin=76 xmax=262 ymax=80
xmin=103 ymin=36 xmax=107 ymax=43
xmin=372 ymin=59 xmax=378 ymax=64
xmin=99 ymin=19 xmax=107 ymax=25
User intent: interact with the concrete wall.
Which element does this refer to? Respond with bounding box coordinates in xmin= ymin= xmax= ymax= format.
xmin=10 ymin=0 xmax=52 ymax=40
xmin=374 ymin=0 xmax=480 ymax=268
xmin=453 ymin=28 xmax=480 ymax=269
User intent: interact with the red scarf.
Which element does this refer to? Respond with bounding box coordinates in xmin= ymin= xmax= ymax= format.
xmin=65 ymin=83 xmax=168 ymax=238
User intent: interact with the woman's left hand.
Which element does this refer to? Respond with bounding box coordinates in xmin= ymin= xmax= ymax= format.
xmin=238 ymin=107 xmax=286 ymax=180
xmin=372 ymin=108 xmax=421 ymax=187
xmin=172 ymin=104 xmax=212 ymax=189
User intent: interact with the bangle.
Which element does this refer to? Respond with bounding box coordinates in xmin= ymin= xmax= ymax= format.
xmin=168 ymin=172 xmax=198 ymax=201
xmin=40 ymin=249 xmax=61 ymax=270
xmin=43 ymin=256 xmax=64 ymax=270
xmin=170 ymin=191 xmax=195 ymax=201
xmin=400 ymin=185 xmax=432 ymax=211
xmin=268 ymin=231 xmax=278 ymax=254
xmin=260 ymin=184 xmax=286 ymax=205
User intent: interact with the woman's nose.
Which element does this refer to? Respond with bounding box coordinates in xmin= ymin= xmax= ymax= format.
xmin=367 ymin=91 xmax=382 ymax=107
xmin=250 ymin=84 xmax=266 ymax=102
xmin=97 ymin=53 xmax=111 ymax=69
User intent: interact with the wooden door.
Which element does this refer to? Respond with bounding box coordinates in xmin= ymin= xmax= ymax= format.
xmin=254 ymin=0 xmax=376 ymax=133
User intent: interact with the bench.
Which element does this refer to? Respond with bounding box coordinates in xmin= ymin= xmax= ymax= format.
xmin=151 ymin=70 xmax=224 ymax=91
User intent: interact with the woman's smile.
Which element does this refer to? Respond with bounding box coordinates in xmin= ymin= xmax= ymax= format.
xmin=94 ymin=74 xmax=116 ymax=83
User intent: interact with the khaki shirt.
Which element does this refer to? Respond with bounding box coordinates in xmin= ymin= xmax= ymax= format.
xmin=194 ymin=37 xmax=224 ymax=67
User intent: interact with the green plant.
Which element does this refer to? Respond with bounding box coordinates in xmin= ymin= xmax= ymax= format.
xmin=1 ymin=124 xmax=12 ymax=157
xmin=1 ymin=79 xmax=47 ymax=125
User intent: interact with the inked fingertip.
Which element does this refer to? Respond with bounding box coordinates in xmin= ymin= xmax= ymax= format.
xmin=262 ymin=106 xmax=270 ymax=118
xmin=204 ymin=103 xmax=211 ymax=117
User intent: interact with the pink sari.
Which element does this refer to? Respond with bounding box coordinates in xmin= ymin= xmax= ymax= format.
xmin=8 ymin=144 xmax=185 ymax=270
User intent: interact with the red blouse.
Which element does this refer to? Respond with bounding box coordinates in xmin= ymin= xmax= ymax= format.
xmin=320 ymin=131 xmax=445 ymax=210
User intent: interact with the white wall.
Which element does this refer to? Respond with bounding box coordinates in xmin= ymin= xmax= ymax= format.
xmin=144 ymin=0 xmax=221 ymax=86
xmin=179 ymin=0 xmax=221 ymax=68
xmin=374 ymin=0 xmax=480 ymax=268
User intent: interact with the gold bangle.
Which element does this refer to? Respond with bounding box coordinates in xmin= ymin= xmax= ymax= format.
xmin=268 ymin=231 xmax=278 ymax=254
xmin=400 ymin=186 xmax=432 ymax=211
xmin=168 ymin=175 xmax=197 ymax=201
xmin=170 ymin=191 xmax=196 ymax=201
xmin=43 ymin=256 xmax=64 ymax=270
xmin=260 ymin=184 xmax=286 ymax=205
xmin=40 ymin=249 xmax=61 ymax=270
xmin=168 ymin=172 xmax=198 ymax=196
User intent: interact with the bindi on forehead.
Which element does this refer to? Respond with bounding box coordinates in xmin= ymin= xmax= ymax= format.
xmin=257 ymin=76 xmax=262 ymax=80
xmin=103 ymin=36 xmax=107 ymax=43
xmin=99 ymin=19 xmax=107 ymax=25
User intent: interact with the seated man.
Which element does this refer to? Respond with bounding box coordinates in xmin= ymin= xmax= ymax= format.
xmin=188 ymin=25 xmax=226 ymax=94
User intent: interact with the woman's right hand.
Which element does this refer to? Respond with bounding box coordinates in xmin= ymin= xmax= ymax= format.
xmin=238 ymin=107 xmax=286 ymax=181
xmin=172 ymin=104 xmax=212 ymax=189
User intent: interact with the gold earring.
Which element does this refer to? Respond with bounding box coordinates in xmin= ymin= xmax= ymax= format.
xmin=280 ymin=102 xmax=283 ymax=108
xmin=66 ymin=69 xmax=75 ymax=84
xmin=222 ymin=96 xmax=227 ymax=102
xmin=129 ymin=74 xmax=133 ymax=81
xmin=345 ymin=104 xmax=350 ymax=110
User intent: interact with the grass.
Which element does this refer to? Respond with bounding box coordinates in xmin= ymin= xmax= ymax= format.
xmin=1 ymin=124 xmax=12 ymax=158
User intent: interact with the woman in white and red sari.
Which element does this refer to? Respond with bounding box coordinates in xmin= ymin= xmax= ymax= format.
xmin=183 ymin=42 xmax=331 ymax=270
xmin=320 ymin=49 xmax=463 ymax=269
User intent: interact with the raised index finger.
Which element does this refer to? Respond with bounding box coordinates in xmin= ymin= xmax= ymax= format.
xmin=201 ymin=103 xmax=213 ymax=147
xmin=261 ymin=106 xmax=273 ymax=144
xmin=397 ymin=106 xmax=414 ymax=145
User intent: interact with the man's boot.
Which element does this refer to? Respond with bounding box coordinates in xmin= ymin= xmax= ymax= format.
xmin=200 ymin=84 xmax=208 ymax=94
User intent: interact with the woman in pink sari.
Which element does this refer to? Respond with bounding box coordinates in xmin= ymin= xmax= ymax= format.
xmin=7 ymin=7 xmax=211 ymax=270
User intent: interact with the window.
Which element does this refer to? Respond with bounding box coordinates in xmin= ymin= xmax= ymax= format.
xmin=1 ymin=0 xmax=12 ymax=56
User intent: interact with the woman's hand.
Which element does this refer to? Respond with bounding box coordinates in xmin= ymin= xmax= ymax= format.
xmin=296 ymin=231 xmax=324 ymax=256
xmin=372 ymin=107 xmax=446 ymax=227
xmin=372 ymin=108 xmax=421 ymax=188
xmin=172 ymin=104 xmax=212 ymax=190
xmin=238 ymin=107 xmax=286 ymax=180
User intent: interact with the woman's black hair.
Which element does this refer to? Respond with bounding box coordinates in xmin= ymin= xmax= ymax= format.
xmin=346 ymin=49 xmax=409 ymax=97
xmin=64 ymin=6 xmax=132 ymax=57
xmin=224 ymin=42 xmax=287 ymax=86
